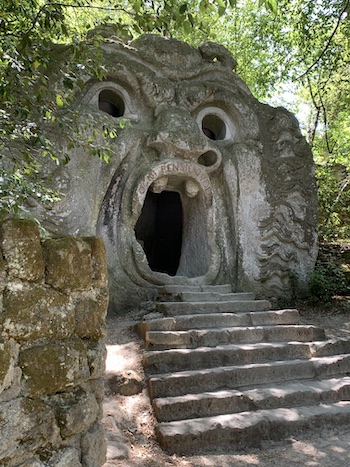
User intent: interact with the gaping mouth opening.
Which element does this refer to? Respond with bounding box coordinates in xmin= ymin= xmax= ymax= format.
xmin=133 ymin=168 xmax=211 ymax=279
xmin=135 ymin=190 xmax=183 ymax=276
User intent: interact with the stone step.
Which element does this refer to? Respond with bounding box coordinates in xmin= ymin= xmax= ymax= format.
xmin=138 ymin=309 xmax=300 ymax=337
xmin=155 ymin=401 xmax=350 ymax=454
xmin=177 ymin=292 xmax=256 ymax=302
xmin=156 ymin=300 xmax=272 ymax=316
xmin=148 ymin=354 xmax=350 ymax=399
xmin=143 ymin=339 xmax=350 ymax=374
xmin=153 ymin=376 xmax=350 ymax=422
xmin=145 ymin=324 xmax=325 ymax=350
xmin=157 ymin=285 xmax=233 ymax=295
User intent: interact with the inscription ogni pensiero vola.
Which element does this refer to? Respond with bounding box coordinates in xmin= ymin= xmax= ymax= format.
xmin=136 ymin=161 xmax=212 ymax=204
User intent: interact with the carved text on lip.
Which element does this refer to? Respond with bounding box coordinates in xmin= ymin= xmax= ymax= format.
xmin=137 ymin=161 xmax=212 ymax=201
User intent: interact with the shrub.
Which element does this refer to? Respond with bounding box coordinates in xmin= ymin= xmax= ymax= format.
xmin=308 ymin=260 xmax=350 ymax=302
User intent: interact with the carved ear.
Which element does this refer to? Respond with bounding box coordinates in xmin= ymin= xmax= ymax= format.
xmin=198 ymin=41 xmax=237 ymax=71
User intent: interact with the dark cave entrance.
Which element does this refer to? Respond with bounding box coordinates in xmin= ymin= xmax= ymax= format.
xmin=134 ymin=190 xmax=183 ymax=276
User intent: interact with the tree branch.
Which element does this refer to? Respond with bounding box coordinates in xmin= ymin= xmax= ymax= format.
xmin=307 ymin=77 xmax=321 ymax=145
xmin=294 ymin=0 xmax=350 ymax=81
xmin=24 ymin=1 xmax=135 ymax=37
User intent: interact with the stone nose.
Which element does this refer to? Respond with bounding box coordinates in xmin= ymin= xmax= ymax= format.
xmin=147 ymin=104 xmax=221 ymax=172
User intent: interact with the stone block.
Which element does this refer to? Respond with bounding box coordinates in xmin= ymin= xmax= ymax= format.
xmin=51 ymin=388 xmax=99 ymax=439
xmin=43 ymin=238 xmax=92 ymax=291
xmin=0 ymin=366 xmax=22 ymax=403
xmin=47 ymin=448 xmax=82 ymax=467
xmin=86 ymin=341 xmax=107 ymax=380
xmin=75 ymin=291 xmax=108 ymax=339
xmin=0 ymin=397 xmax=59 ymax=466
xmin=3 ymin=283 xmax=74 ymax=341
xmin=18 ymin=458 xmax=45 ymax=467
xmin=81 ymin=422 xmax=106 ymax=467
xmin=90 ymin=378 xmax=105 ymax=404
xmin=0 ymin=253 xmax=6 ymax=291
xmin=83 ymin=237 xmax=108 ymax=288
xmin=19 ymin=341 xmax=90 ymax=396
xmin=106 ymin=370 xmax=143 ymax=396
xmin=0 ymin=338 xmax=19 ymax=394
xmin=0 ymin=218 xmax=45 ymax=281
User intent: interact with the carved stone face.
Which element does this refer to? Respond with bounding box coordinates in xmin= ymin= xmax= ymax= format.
xmin=42 ymin=35 xmax=318 ymax=312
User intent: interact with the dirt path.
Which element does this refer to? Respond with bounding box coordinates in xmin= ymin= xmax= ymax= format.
xmin=102 ymin=300 xmax=350 ymax=466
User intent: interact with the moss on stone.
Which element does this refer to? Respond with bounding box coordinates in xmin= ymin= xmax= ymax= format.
xmin=43 ymin=237 xmax=93 ymax=291
xmin=0 ymin=218 xmax=45 ymax=281
xmin=83 ymin=237 xmax=108 ymax=288
xmin=86 ymin=341 xmax=106 ymax=380
xmin=3 ymin=284 xmax=74 ymax=341
xmin=0 ymin=340 xmax=12 ymax=387
xmin=18 ymin=340 xmax=90 ymax=396
xmin=0 ymin=397 xmax=59 ymax=464
xmin=50 ymin=387 xmax=99 ymax=439
xmin=74 ymin=291 xmax=108 ymax=339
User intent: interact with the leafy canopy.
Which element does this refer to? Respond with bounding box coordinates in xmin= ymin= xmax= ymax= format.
xmin=0 ymin=0 xmax=276 ymax=219
xmin=1 ymin=0 xmax=349 ymax=241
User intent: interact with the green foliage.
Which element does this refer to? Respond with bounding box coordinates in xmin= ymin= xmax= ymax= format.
xmin=0 ymin=1 xmax=131 ymax=218
xmin=0 ymin=0 xmax=278 ymax=220
xmin=308 ymin=260 xmax=350 ymax=302
xmin=280 ymin=0 xmax=350 ymax=240
xmin=0 ymin=158 xmax=60 ymax=218
xmin=210 ymin=0 xmax=350 ymax=239
xmin=1 ymin=0 xmax=349 ymax=242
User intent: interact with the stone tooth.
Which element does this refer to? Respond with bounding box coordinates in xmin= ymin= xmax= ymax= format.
xmin=185 ymin=179 xmax=200 ymax=198
xmin=150 ymin=176 xmax=169 ymax=193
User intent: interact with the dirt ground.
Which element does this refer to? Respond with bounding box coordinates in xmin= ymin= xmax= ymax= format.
xmin=102 ymin=298 xmax=350 ymax=467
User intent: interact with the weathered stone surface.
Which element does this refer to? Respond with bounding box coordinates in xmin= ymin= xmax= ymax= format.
xmin=0 ymin=338 xmax=19 ymax=394
xmin=90 ymin=378 xmax=105 ymax=404
xmin=0 ymin=397 xmax=59 ymax=466
xmin=106 ymin=370 xmax=143 ymax=396
xmin=83 ymin=237 xmax=108 ymax=288
xmin=156 ymin=402 xmax=350 ymax=454
xmin=0 ymin=220 xmax=107 ymax=467
xmin=19 ymin=341 xmax=90 ymax=396
xmin=0 ymin=366 xmax=22 ymax=402
xmin=0 ymin=218 xmax=44 ymax=281
xmin=81 ymin=422 xmax=106 ymax=467
xmin=145 ymin=324 xmax=325 ymax=351
xmin=86 ymin=341 xmax=107 ymax=380
xmin=2 ymin=283 xmax=74 ymax=341
xmin=0 ymin=252 xmax=6 ymax=291
xmin=47 ymin=448 xmax=82 ymax=467
xmin=51 ymin=388 xmax=99 ymax=438
xmin=43 ymin=238 xmax=92 ymax=291
xmin=75 ymin=291 xmax=108 ymax=339
xmin=34 ymin=33 xmax=318 ymax=312
xmin=18 ymin=458 xmax=45 ymax=467
xmin=141 ymin=287 xmax=350 ymax=453
xmin=153 ymin=377 xmax=350 ymax=423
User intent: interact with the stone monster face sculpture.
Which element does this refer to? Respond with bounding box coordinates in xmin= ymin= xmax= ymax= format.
xmin=43 ymin=34 xmax=318 ymax=312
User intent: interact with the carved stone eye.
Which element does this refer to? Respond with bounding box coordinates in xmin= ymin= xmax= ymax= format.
xmin=202 ymin=114 xmax=226 ymax=140
xmin=81 ymin=81 xmax=139 ymax=123
xmin=98 ymin=89 xmax=125 ymax=118
xmin=196 ymin=107 xmax=234 ymax=141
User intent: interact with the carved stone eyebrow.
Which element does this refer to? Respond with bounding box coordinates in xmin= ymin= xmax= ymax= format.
xmin=176 ymin=81 xmax=235 ymax=112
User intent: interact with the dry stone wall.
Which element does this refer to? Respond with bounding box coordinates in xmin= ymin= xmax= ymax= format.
xmin=0 ymin=218 xmax=108 ymax=467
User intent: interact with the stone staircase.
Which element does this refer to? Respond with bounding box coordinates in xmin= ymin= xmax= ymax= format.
xmin=137 ymin=285 xmax=350 ymax=454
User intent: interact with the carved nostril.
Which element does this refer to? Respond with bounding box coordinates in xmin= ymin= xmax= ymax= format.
xmin=198 ymin=151 xmax=218 ymax=167
xmin=198 ymin=150 xmax=222 ymax=173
